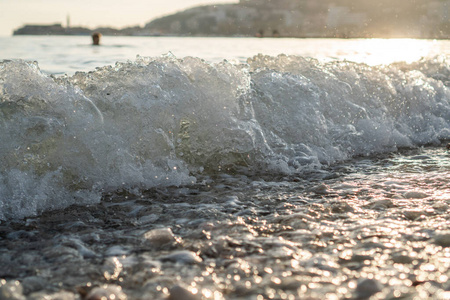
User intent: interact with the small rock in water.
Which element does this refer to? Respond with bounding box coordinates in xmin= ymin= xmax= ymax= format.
xmin=168 ymin=285 xmax=201 ymax=300
xmin=391 ymin=253 xmax=414 ymax=264
xmin=85 ymin=285 xmax=127 ymax=300
xmin=330 ymin=201 xmax=354 ymax=213
xmin=21 ymin=276 xmax=47 ymax=295
xmin=403 ymin=209 xmax=424 ymax=220
xmin=365 ymin=199 xmax=395 ymax=210
xmin=223 ymin=195 xmax=242 ymax=207
xmin=28 ymin=290 xmax=79 ymax=300
xmin=309 ymin=184 xmax=329 ymax=194
xmin=63 ymin=238 xmax=97 ymax=259
xmin=433 ymin=231 xmax=450 ymax=247
xmin=432 ymin=202 xmax=449 ymax=212
xmin=160 ymin=250 xmax=203 ymax=264
xmin=355 ymin=278 xmax=381 ymax=299
xmin=403 ymin=191 xmax=429 ymax=199
xmin=0 ymin=280 xmax=25 ymax=300
xmin=144 ymin=227 xmax=177 ymax=246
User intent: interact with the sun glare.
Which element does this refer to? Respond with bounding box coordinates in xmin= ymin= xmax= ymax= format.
xmin=355 ymin=39 xmax=435 ymax=66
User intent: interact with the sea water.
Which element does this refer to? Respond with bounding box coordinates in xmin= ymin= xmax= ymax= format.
xmin=0 ymin=36 xmax=449 ymax=299
xmin=1 ymin=36 xmax=449 ymax=74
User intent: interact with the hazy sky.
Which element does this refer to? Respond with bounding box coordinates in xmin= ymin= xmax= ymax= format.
xmin=0 ymin=0 xmax=238 ymax=36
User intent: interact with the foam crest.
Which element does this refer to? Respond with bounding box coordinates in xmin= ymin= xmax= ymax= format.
xmin=0 ymin=55 xmax=449 ymax=219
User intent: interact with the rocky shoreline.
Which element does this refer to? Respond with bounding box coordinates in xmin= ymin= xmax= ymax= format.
xmin=1 ymin=147 xmax=450 ymax=299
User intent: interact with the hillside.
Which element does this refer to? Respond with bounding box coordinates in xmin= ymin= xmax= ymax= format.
xmin=144 ymin=0 xmax=450 ymax=38
xmin=13 ymin=0 xmax=450 ymax=38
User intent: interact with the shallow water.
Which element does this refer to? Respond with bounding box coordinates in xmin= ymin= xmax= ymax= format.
xmin=1 ymin=147 xmax=450 ymax=299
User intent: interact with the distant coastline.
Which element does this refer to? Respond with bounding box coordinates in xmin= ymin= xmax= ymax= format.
xmin=13 ymin=24 xmax=152 ymax=37
xmin=13 ymin=0 xmax=450 ymax=39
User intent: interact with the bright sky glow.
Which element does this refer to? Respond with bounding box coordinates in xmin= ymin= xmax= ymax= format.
xmin=0 ymin=0 xmax=238 ymax=36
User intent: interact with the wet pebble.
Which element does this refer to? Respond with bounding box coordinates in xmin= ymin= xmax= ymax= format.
xmin=144 ymin=227 xmax=177 ymax=246
xmin=403 ymin=191 xmax=429 ymax=199
xmin=355 ymin=278 xmax=382 ymax=299
xmin=330 ymin=201 xmax=354 ymax=213
xmin=433 ymin=231 xmax=450 ymax=247
xmin=63 ymin=238 xmax=97 ymax=259
xmin=365 ymin=199 xmax=395 ymax=210
xmin=160 ymin=250 xmax=203 ymax=264
xmin=168 ymin=285 xmax=201 ymax=300
xmin=309 ymin=184 xmax=329 ymax=194
xmin=43 ymin=245 xmax=83 ymax=263
xmin=403 ymin=209 xmax=424 ymax=220
xmin=432 ymin=202 xmax=449 ymax=212
xmin=85 ymin=285 xmax=127 ymax=300
xmin=223 ymin=195 xmax=242 ymax=207
xmin=21 ymin=276 xmax=47 ymax=294
xmin=28 ymin=291 xmax=80 ymax=300
xmin=273 ymin=213 xmax=314 ymax=227
xmin=0 ymin=280 xmax=25 ymax=300
xmin=391 ymin=253 xmax=414 ymax=264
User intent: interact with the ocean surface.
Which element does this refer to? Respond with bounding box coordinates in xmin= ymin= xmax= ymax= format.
xmin=0 ymin=36 xmax=450 ymax=299
xmin=1 ymin=36 xmax=450 ymax=74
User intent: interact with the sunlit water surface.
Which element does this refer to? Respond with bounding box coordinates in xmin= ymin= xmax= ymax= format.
xmin=1 ymin=36 xmax=449 ymax=74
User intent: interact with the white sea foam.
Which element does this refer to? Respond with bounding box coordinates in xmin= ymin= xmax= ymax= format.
xmin=0 ymin=55 xmax=449 ymax=220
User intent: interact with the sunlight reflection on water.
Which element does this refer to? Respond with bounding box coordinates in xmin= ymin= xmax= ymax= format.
xmin=0 ymin=36 xmax=449 ymax=74
xmin=348 ymin=38 xmax=439 ymax=65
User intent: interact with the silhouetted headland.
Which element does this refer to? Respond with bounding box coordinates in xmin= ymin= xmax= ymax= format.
xmin=12 ymin=0 xmax=450 ymax=39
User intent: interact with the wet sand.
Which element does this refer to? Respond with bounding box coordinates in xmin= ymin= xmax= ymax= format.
xmin=1 ymin=147 xmax=450 ymax=300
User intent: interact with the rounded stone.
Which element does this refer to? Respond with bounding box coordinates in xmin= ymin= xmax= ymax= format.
xmin=0 ymin=280 xmax=26 ymax=300
xmin=433 ymin=231 xmax=450 ymax=247
xmin=85 ymin=285 xmax=127 ymax=300
xmin=160 ymin=250 xmax=203 ymax=264
xmin=310 ymin=184 xmax=329 ymax=194
xmin=403 ymin=191 xmax=429 ymax=199
xmin=355 ymin=278 xmax=381 ymax=299
xmin=21 ymin=276 xmax=47 ymax=295
xmin=28 ymin=291 xmax=79 ymax=300
xmin=144 ymin=228 xmax=176 ymax=246
xmin=403 ymin=209 xmax=423 ymax=220
xmin=168 ymin=285 xmax=200 ymax=300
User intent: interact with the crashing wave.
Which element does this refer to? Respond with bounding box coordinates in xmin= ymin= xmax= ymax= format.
xmin=0 ymin=54 xmax=449 ymax=219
